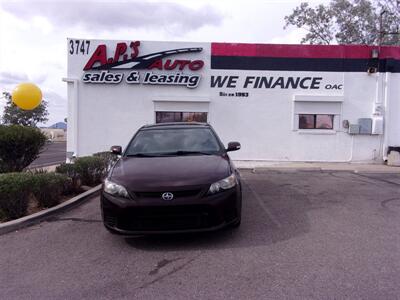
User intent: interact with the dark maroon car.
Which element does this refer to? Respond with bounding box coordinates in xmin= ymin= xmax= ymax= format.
xmin=101 ymin=122 xmax=242 ymax=235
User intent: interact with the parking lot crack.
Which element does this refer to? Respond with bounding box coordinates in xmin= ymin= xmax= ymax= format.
xmin=327 ymin=172 xmax=373 ymax=185
xmin=148 ymin=257 xmax=183 ymax=276
xmin=353 ymin=173 xmax=400 ymax=187
xmin=136 ymin=253 xmax=201 ymax=291
xmin=381 ymin=197 xmax=400 ymax=208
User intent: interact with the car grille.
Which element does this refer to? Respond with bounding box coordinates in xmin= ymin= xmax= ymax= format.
xmin=133 ymin=189 xmax=201 ymax=199
xmin=117 ymin=205 xmax=218 ymax=231
xmin=125 ymin=214 xmax=207 ymax=230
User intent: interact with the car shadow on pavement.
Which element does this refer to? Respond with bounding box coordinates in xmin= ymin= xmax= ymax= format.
xmin=125 ymin=170 xmax=313 ymax=251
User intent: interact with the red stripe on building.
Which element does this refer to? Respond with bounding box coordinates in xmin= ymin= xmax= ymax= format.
xmin=211 ymin=43 xmax=400 ymax=60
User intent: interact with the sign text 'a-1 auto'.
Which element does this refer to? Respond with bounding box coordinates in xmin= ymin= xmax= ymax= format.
xmin=82 ymin=41 xmax=204 ymax=88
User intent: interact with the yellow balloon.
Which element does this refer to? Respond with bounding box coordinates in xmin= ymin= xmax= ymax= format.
xmin=11 ymin=83 xmax=42 ymax=110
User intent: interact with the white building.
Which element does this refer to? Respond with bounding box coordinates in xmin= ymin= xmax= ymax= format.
xmin=65 ymin=38 xmax=400 ymax=165
xmin=40 ymin=128 xmax=66 ymax=142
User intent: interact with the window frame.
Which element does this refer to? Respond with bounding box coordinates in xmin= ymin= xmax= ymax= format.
xmin=155 ymin=111 xmax=208 ymax=124
xmin=298 ymin=114 xmax=335 ymax=130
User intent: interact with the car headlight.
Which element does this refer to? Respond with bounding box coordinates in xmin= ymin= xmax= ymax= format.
xmin=104 ymin=179 xmax=129 ymax=198
xmin=208 ymin=173 xmax=237 ymax=195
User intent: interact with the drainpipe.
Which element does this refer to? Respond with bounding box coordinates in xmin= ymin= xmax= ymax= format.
xmin=345 ymin=134 xmax=355 ymax=162
xmin=382 ymin=71 xmax=391 ymax=161
xmin=62 ymin=78 xmax=79 ymax=160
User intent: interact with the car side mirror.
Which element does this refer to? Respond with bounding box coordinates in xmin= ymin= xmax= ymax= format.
xmin=226 ymin=141 xmax=241 ymax=152
xmin=110 ymin=145 xmax=122 ymax=155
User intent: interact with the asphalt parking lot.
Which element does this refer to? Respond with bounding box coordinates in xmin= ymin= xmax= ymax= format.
xmin=1 ymin=169 xmax=400 ymax=299
xmin=29 ymin=141 xmax=66 ymax=168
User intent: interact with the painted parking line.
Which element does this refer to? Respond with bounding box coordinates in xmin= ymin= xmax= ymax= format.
xmin=242 ymin=179 xmax=282 ymax=228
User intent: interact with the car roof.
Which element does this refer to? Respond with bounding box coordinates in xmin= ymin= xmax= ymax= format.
xmin=140 ymin=122 xmax=211 ymax=130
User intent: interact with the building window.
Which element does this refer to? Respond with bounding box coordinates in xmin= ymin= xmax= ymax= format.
xmin=156 ymin=111 xmax=208 ymax=123
xmin=299 ymin=114 xmax=334 ymax=130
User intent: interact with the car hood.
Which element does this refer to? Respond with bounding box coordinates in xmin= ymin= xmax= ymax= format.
xmin=110 ymin=154 xmax=231 ymax=191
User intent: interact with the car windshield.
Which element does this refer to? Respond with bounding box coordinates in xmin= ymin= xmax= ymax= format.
xmin=125 ymin=127 xmax=223 ymax=156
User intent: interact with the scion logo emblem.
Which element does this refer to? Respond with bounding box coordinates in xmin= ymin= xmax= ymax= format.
xmin=162 ymin=192 xmax=174 ymax=201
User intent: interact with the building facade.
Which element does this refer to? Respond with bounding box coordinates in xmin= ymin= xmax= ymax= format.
xmin=66 ymin=39 xmax=400 ymax=164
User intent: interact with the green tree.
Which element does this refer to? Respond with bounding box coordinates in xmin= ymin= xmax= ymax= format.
xmin=284 ymin=0 xmax=400 ymax=45
xmin=2 ymin=92 xmax=49 ymax=127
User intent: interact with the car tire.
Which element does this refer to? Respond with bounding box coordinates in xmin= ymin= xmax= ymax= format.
xmin=231 ymin=189 xmax=242 ymax=229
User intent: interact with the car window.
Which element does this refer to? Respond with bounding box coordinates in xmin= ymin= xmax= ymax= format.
xmin=125 ymin=128 xmax=222 ymax=156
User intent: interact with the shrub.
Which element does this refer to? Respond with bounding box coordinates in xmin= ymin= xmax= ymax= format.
xmin=0 ymin=125 xmax=46 ymax=173
xmin=28 ymin=168 xmax=48 ymax=175
xmin=31 ymin=173 xmax=71 ymax=208
xmin=0 ymin=173 xmax=33 ymax=221
xmin=56 ymin=155 xmax=109 ymax=187
xmin=75 ymin=156 xmax=107 ymax=186
xmin=55 ymin=163 xmax=81 ymax=193
xmin=93 ymin=151 xmax=119 ymax=171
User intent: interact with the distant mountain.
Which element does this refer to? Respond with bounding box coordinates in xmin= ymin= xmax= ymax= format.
xmin=48 ymin=122 xmax=67 ymax=130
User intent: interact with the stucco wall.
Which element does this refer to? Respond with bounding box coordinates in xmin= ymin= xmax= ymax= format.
xmin=67 ymin=39 xmax=399 ymax=163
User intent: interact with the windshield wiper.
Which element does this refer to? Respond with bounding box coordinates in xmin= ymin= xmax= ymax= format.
xmin=127 ymin=151 xmax=213 ymax=157
xmin=163 ymin=150 xmax=212 ymax=156
xmin=126 ymin=153 xmax=160 ymax=157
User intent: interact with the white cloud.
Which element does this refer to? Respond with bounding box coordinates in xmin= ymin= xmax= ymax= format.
xmin=0 ymin=0 xmax=330 ymax=126
xmin=1 ymin=1 xmax=222 ymax=34
xmin=32 ymin=16 xmax=53 ymax=34
xmin=0 ymin=71 xmax=29 ymax=85
xmin=270 ymin=28 xmax=308 ymax=44
xmin=41 ymin=89 xmax=67 ymax=125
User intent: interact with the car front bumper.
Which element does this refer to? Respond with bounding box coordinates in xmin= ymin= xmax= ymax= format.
xmin=100 ymin=187 xmax=241 ymax=235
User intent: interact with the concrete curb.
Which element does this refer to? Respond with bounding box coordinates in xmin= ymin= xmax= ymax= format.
xmin=248 ymin=167 xmax=400 ymax=174
xmin=236 ymin=162 xmax=400 ymax=174
xmin=27 ymin=162 xmax=63 ymax=170
xmin=0 ymin=185 xmax=102 ymax=236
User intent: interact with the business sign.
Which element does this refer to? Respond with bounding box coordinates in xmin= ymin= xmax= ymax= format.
xmin=209 ymin=74 xmax=344 ymax=99
xmin=81 ymin=41 xmax=204 ymax=88
xmin=209 ymin=43 xmax=349 ymax=97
